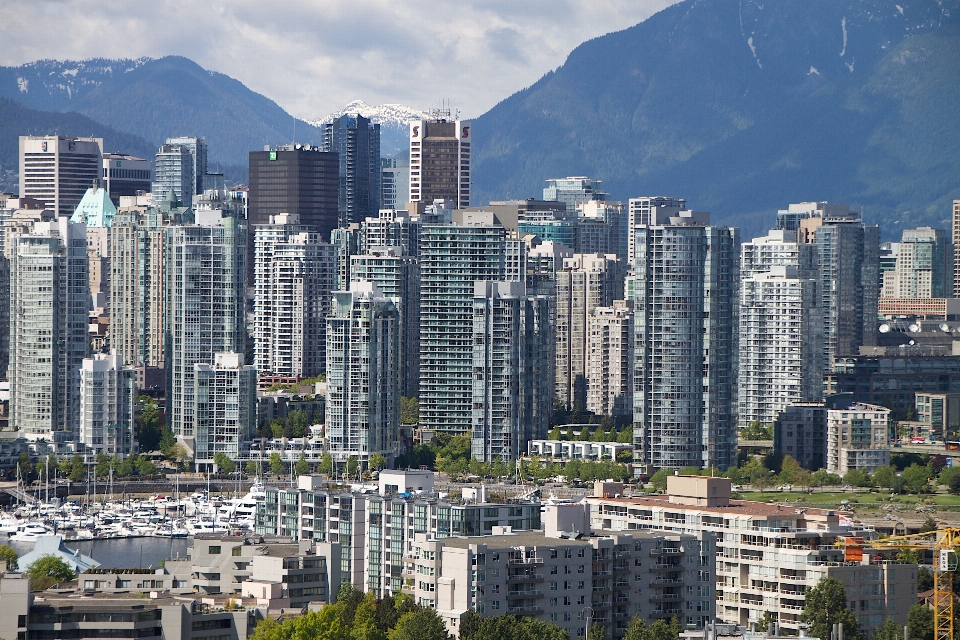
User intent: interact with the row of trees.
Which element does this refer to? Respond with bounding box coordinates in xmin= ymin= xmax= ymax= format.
xmin=546 ymin=424 xmax=633 ymax=444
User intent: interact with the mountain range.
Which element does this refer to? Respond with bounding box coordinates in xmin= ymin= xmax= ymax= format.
xmin=1 ymin=0 xmax=958 ymax=237
xmin=310 ymin=100 xmax=429 ymax=157
xmin=472 ymin=0 xmax=960 ymax=238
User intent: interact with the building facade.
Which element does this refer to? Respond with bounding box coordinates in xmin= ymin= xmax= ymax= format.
xmin=555 ymin=254 xmax=622 ymax=411
xmin=542 ymin=176 xmax=608 ymax=214
xmin=471 ymin=281 xmax=553 ymax=462
xmin=628 ymin=211 xmax=739 ymax=470
xmin=247 ymin=145 xmax=339 ymax=282
xmin=164 ymin=219 xmax=246 ymax=456
xmin=738 ymin=266 xmax=822 ymax=428
xmin=152 ymin=143 xmax=196 ymax=208
xmin=326 ymin=282 xmax=400 ymax=471
xmin=381 ymin=157 xmax=410 ymax=211
xmin=826 ymin=400 xmax=891 ymax=473
xmin=587 ymin=476 xmax=915 ymax=635
xmin=626 ymin=197 xmax=685 ymax=264
xmin=586 ymin=301 xmax=634 ymax=418
xmin=418 ymin=219 xmax=506 ymax=434
xmin=254 ymin=214 xmax=336 ymax=380
xmin=7 ymin=215 xmax=89 ymax=443
xmin=79 ymin=352 xmax=136 ymax=457
xmin=193 ymin=352 xmax=257 ymax=467
xmin=324 ymin=114 xmax=381 ymax=225
xmin=883 ymin=226 xmax=951 ymax=299
xmin=773 ymin=403 xmax=828 ymax=470
xmin=351 ymin=248 xmax=420 ymax=397
xmin=101 ymin=153 xmax=151 ymax=205
xmin=915 ymin=392 xmax=960 ymax=440
xmin=408 ymin=116 xmax=471 ymax=208
xmin=19 ymin=136 xmax=103 ymax=216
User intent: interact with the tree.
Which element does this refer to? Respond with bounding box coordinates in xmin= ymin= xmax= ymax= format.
xmin=26 ymin=555 xmax=75 ymax=591
xmin=136 ymin=456 xmax=157 ymax=477
xmin=902 ymin=463 xmax=933 ymax=493
xmin=347 ymin=456 xmax=360 ymax=480
xmin=908 ymin=602 xmax=934 ymax=640
xmin=624 ymin=616 xmax=648 ymax=640
xmin=167 ymin=443 xmax=190 ymax=471
xmin=873 ymin=617 xmax=905 ymax=640
xmin=351 ymin=592 xmax=385 ymax=640
xmin=213 ymin=452 xmax=236 ymax=475
xmin=649 ymin=468 xmax=670 ymax=492
xmin=400 ymin=397 xmax=419 ymax=425
xmin=741 ymin=420 xmax=773 ymax=440
xmin=467 ymin=615 xmax=568 ymax=640
xmin=492 ymin=458 xmax=509 ymax=479
xmin=920 ymin=516 xmax=939 ymax=533
xmin=800 ymin=577 xmax=861 ymax=640
xmin=548 ymin=426 xmax=562 ymax=441
xmin=592 ymin=426 xmax=607 ymax=442
xmin=0 ymin=544 xmax=18 ymax=571
xmin=319 ymin=453 xmax=334 ymax=476
xmin=158 ymin=427 xmax=176 ymax=455
xmin=777 ymin=456 xmax=803 ymax=485
xmin=565 ymin=425 xmax=575 ymax=441
xmin=388 ymin=609 xmax=449 ymax=640
xmin=369 ymin=454 xmax=388 ymax=472
xmin=269 ymin=452 xmax=284 ymax=477
xmin=458 ymin=609 xmax=483 ymax=640
xmin=68 ymin=454 xmax=86 ymax=482
xmin=842 ymin=467 xmax=871 ymax=488
xmin=646 ymin=618 xmax=682 ymax=640
xmin=812 ymin=469 xmax=841 ymax=491
xmin=245 ymin=460 xmax=258 ymax=476
xmin=294 ymin=453 xmax=310 ymax=477
xmin=579 ymin=426 xmax=592 ymax=441
xmin=755 ymin=611 xmax=778 ymax=633
xmin=872 ymin=465 xmax=897 ymax=491
xmin=617 ymin=427 xmax=633 ymax=443
xmin=135 ymin=395 xmax=165 ymax=452
xmin=938 ymin=466 xmax=960 ymax=494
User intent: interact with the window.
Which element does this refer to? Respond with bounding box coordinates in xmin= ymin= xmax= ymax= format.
xmin=209 ymin=545 xmax=221 ymax=554
xmin=565 ymin=549 xmax=573 ymax=558
xmin=564 ymin=612 xmax=572 ymax=621
xmin=491 ymin=601 xmax=500 ymax=610
xmin=550 ymin=581 xmax=558 ymax=591
xmin=550 ymin=598 xmax=558 ymax=607
xmin=578 ymin=565 xmax=585 ymax=573
xmin=578 ymin=581 xmax=584 ymax=589
xmin=551 ymin=550 xmax=558 ymax=559
xmin=232 ymin=547 xmax=242 ymax=556
xmin=578 ymin=549 xmax=585 ymax=557
xmin=564 ymin=597 xmax=571 ymax=606
xmin=551 ymin=565 xmax=558 ymax=574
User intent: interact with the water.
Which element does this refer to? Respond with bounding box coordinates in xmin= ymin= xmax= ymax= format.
xmin=7 ymin=537 xmax=192 ymax=569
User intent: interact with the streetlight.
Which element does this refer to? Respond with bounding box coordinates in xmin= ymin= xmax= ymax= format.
xmin=582 ymin=606 xmax=594 ymax=639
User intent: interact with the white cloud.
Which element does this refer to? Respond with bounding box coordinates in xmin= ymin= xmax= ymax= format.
xmin=0 ymin=0 xmax=677 ymax=118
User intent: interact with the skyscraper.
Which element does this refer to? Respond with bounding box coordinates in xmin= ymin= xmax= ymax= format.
xmin=555 ymin=254 xmax=622 ymax=411
xmin=164 ymin=218 xmax=246 ymax=456
xmin=254 ymin=214 xmax=337 ymax=381
xmin=471 ymin=281 xmax=553 ymax=462
xmin=19 ymin=136 xmax=103 ymax=216
xmin=351 ymin=248 xmax=420 ymax=398
xmin=110 ymin=204 xmax=181 ymax=367
xmin=7 ymin=214 xmax=89 ymax=443
xmin=324 ymin=114 xmax=381 ymax=226
xmin=381 ymin=157 xmax=409 ymax=211
xmin=586 ymin=300 xmax=634 ymax=418
xmin=408 ymin=115 xmax=471 ymax=208
xmin=799 ymin=207 xmax=879 ymax=363
xmin=79 ymin=351 xmax=137 ymax=457
xmin=738 ymin=265 xmax=822 ymax=429
xmin=542 ymin=176 xmax=608 ymax=214
xmin=152 ymin=144 xmax=195 ymax=207
xmin=626 ymin=197 xmax=686 ymax=264
xmin=248 ymin=144 xmax=338 ymax=282
xmin=326 ymin=281 xmax=400 ymax=471
xmin=164 ymin=136 xmax=208 ymax=195
xmin=954 ymin=200 xmax=960 ymax=297
xmin=362 ymin=208 xmax=420 ymax=257
xmin=629 ymin=210 xmax=738 ymax=470
xmin=193 ymin=352 xmax=257 ymax=467
xmin=101 ymin=153 xmax=152 ymax=205
xmin=884 ymin=227 xmax=951 ymax=299
xmin=419 ymin=216 xmax=506 ymax=434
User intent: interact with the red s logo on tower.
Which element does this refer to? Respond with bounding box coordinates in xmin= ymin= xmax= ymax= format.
xmin=462 ymin=126 xmax=470 ymax=139
xmin=412 ymin=126 xmax=420 ymax=138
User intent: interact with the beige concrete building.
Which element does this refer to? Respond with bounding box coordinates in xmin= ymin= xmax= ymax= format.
xmin=555 ymin=253 xmax=622 ymax=410
xmin=826 ymin=400 xmax=891 ymax=473
xmin=587 ymin=300 xmax=634 ymax=417
xmin=586 ymin=476 xmax=915 ymax=635
xmin=405 ymin=503 xmax=710 ymax=639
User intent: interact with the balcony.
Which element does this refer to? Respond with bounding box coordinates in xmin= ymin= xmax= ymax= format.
xmin=650 ymin=549 xmax=683 ymax=556
xmin=649 ymin=594 xmax=683 ymax=602
xmin=651 ymin=562 xmax=683 ymax=571
xmin=507 ymin=557 xmax=544 ymax=565
xmin=506 ymin=573 xmax=543 ymax=583
xmin=650 ymin=578 xmax=683 ymax=586
xmin=507 ymin=590 xmax=543 ymax=599
xmin=507 ymin=606 xmax=543 ymax=615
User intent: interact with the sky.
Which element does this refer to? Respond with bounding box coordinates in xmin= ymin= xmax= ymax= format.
xmin=0 ymin=0 xmax=677 ymax=120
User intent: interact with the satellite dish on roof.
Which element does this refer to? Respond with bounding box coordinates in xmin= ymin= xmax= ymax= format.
xmin=941 ymin=324 xmax=951 ymax=333
xmin=909 ymin=323 xmax=921 ymax=333
xmin=879 ymin=324 xmax=890 ymax=333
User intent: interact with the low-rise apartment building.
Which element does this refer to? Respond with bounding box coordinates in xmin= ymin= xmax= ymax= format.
xmin=405 ymin=503 xmax=710 ymax=639
xmin=826 ymin=400 xmax=891 ymax=473
xmin=585 ymin=476 xmax=915 ymax=635
xmin=255 ymin=472 xmax=542 ymax=596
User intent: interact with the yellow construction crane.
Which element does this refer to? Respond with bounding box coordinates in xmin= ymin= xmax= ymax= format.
xmin=841 ymin=529 xmax=960 ymax=640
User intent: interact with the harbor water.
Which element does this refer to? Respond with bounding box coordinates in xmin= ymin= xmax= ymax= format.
xmin=8 ymin=536 xmax=192 ymax=569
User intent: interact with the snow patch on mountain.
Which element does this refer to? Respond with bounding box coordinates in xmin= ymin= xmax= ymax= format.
xmin=309 ymin=100 xmax=429 ymax=128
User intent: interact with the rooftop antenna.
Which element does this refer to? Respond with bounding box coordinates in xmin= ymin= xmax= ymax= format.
xmin=293 ymin=115 xmax=296 ymax=145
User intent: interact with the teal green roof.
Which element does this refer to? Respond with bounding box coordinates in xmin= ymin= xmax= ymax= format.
xmin=71 ymin=186 xmax=118 ymax=227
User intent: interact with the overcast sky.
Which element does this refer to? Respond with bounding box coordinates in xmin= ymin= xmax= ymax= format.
xmin=1 ymin=0 xmax=677 ymax=120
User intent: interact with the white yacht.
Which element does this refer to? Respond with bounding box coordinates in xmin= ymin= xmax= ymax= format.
xmin=0 ymin=513 xmax=19 ymax=536
xmin=11 ymin=522 xmax=52 ymax=542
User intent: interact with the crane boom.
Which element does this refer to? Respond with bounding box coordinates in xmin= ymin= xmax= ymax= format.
xmin=839 ymin=528 xmax=959 ymax=640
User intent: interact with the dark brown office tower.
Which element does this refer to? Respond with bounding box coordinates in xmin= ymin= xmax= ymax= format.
xmin=248 ymin=144 xmax=339 ymax=282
